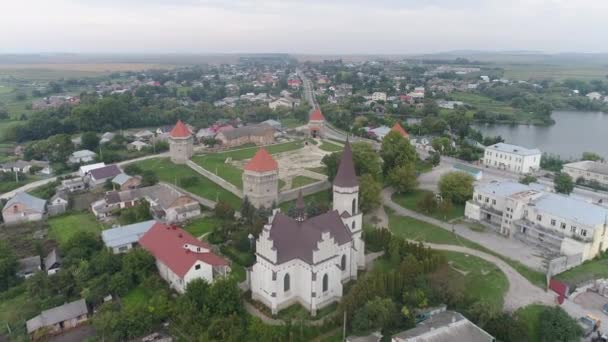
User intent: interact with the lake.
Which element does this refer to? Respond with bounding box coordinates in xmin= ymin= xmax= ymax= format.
xmin=474 ymin=110 xmax=608 ymax=160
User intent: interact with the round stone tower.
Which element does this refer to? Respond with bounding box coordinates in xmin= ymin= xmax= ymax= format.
xmin=243 ymin=147 xmax=279 ymax=209
xmin=169 ymin=120 xmax=193 ymax=164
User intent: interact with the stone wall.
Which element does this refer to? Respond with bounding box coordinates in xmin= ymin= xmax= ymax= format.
xmin=186 ymin=161 xmax=243 ymax=198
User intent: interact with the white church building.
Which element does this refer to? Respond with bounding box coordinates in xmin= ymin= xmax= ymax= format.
xmin=249 ymin=142 xmax=365 ymax=316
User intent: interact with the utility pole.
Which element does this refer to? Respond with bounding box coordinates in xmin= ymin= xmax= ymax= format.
xmin=342 ymin=310 xmax=347 ymax=341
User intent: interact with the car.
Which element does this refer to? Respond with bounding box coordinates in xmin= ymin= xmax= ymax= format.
xmin=603 ymin=303 xmax=608 ymax=315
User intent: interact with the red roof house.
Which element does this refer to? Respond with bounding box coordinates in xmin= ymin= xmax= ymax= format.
xmin=309 ymin=109 xmax=325 ymax=122
xmin=139 ymin=222 xmax=229 ymax=293
xmin=244 ymin=148 xmax=278 ymax=173
xmin=170 ymin=120 xmax=192 ymax=139
xmin=391 ymin=123 xmax=409 ymax=138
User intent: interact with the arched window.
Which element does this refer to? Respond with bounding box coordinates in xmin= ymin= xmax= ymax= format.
xmin=341 ymin=255 xmax=347 ymax=271
xmin=352 ymin=198 xmax=357 ymax=214
xmin=284 ymin=273 xmax=290 ymax=292
xmin=322 ymin=274 xmax=329 ymax=292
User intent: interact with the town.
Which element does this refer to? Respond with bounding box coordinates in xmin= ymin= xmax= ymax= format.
xmin=2 ymin=16 xmax=608 ymax=342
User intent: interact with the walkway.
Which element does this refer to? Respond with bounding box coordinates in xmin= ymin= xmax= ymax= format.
xmin=382 ymin=187 xmax=547 ymax=270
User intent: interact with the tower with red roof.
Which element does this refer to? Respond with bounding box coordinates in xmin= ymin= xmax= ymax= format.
xmin=243 ymin=147 xmax=279 ymax=208
xmin=169 ymin=120 xmax=193 ymax=164
xmin=308 ymin=108 xmax=325 ymax=138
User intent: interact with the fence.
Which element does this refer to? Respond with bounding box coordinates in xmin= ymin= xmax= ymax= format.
xmin=546 ymin=253 xmax=584 ymax=288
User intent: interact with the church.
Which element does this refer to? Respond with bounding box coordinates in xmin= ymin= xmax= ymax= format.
xmin=249 ymin=141 xmax=365 ymax=316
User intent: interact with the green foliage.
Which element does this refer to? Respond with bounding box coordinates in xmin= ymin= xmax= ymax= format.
xmin=351 ymin=297 xmax=399 ymax=335
xmin=554 ymin=172 xmax=574 ymax=194
xmin=582 ymin=151 xmax=603 ymax=161
xmin=140 ymin=170 xmax=158 ymax=186
xmin=124 ymin=163 xmax=142 ymax=176
xmin=180 ymin=176 xmax=200 ymax=187
xmin=431 ymin=137 xmax=453 ymax=155
xmin=388 ymin=163 xmax=418 ymax=194
xmin=519 ymin=175 xmax=538 ymax=185
xmin=214 ymin=200 xmax=235 ymax=220
xmin=438 ymin=172 xmax=474 ymax=204
xmin=321 ymin=152 xmax=340 ymax=182
xmin=118 ymin=200 xmax=152 ymax=225
xmin=416 ymin=192 xmax=438 ymax=214
xmin=81 ymin=131 xmax=100 ymax=151
xmin=0 ymin=242 xmax=18 ymax=292
xmin=540 ymin=153 xmax=564 ymax=172
xmin=351 ymin=142 xmax=382 ymax=181
xmin=538 ymin=307 xmax=583 ymax=342
xmin=380 ymin=131 xmax=417 ymax=175
xmin=359 ymin=174 xmax=382 ymax=213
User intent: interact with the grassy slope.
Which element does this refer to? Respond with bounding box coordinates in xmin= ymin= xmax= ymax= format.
xmin=391 ymin=189 xmax=465 ymax=222
xmin=318 ymin=140 xmax=343 ymax=152
xmin=555 ymin=257 xmax=608 ymax=287
xmin=183 ymin=216 xmax=223 ymax=237
xmin=48 ymin=212 xmax=104 ymax=246
xmin=515 ymin=304 xmax=551 ymax=342
xmin=291 ymin=175 xmax=318 ymax=188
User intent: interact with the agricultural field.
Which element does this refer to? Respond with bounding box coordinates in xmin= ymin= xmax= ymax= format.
xmin=500 ymin=63 xmax=608 ymax=82
xmin=0 ymin=63 xmax=168 ymax=80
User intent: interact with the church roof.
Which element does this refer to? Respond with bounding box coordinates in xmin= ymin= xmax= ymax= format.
xmin=309 ymin=109 xmax=325 ymax=121
xmin=244 ymin=148 xmax=278 ymax=172
xmin=295 ymin=190 xmax=305 ymax=211
xmin=391 ymin=122 xmax=409 ymax=138
xmin=333 ymin=141 xmax=358 ymax=188
xmin=170 ymin=120 xmax=191 ymax=138
xmin=268 ymin=211 xmax=352 ymax=264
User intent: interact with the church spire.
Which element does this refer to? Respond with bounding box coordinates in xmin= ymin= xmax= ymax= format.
xmin=333 ymin=140 xmax=358 ymax=188
xmin=295 ymin=190 xmax=306 ymax=222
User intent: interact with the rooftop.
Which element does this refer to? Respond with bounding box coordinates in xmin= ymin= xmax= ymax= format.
xmin=217 ymin=123 xmax=273 ymax=140
xmin=333 ymin=141 xmax=358 ymax=188
xmin=476 ymin=181 xmax=542 ymax=198
xmin=244 ymin=147 xmax=278 ymax=172
xmin=3 ymin=192 xmax=46 ymax=212
xmin=88 ymin=164 xmax=122 ymax=180
xmin=102 ymin=220 xmax=157 ymax=248
xmin=309 ymin=109 xmax=325 ymax=121
xmin=26 ymin=299 xmax=88 ymax=334
xmin=564 ymin=160 xmax=608 ymax=175
xmin=170 ymin=120 xmax=192 ymax=138
xmin=391 ymin=122 xmax=409 ymax=138
xmin=533 ymin=192 xmax=608 ymax=227
xmin=486 ymin=142 xmax=541 ymax=156
xmin=392 ymin=311 xmax=493 ymax=342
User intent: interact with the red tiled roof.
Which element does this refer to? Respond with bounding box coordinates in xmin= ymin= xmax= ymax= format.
xmin=170 ymin=120 xmax=191 ymax=138
xmin=139 ymin=222 xmax=228 ymax=278
xmin=244 ymin=148 xmax=278 ymax=172
xmin=391 ymin=123 xmax=409 ymax=138
xmin=309 ymin=109 xmax=325 ymax=122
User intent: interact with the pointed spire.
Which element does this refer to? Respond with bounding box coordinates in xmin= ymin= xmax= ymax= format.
xmin=295 ymin=190 xmax=306 ymax=222
xmin=170 ymin=120 xmax=191 ymax=138
xmin=333 ymin=140 xmax=358 ymax=188
xmin=244 ymin=148 xmax=278 ymax=173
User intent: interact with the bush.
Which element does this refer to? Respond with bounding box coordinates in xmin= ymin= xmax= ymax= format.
xmin=438 ymin=172 xmax=474 ymax=205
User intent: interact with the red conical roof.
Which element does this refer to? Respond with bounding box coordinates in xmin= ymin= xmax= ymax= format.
xmin=391 ymin=122 xmax=409 ymax=138
xmin=244 ymin=148 xmax=278 ymax=172
xmin=309 ymin=109 xmax=325 ymax=122
xmin=170 ymin=120 xmax=191 ymax=138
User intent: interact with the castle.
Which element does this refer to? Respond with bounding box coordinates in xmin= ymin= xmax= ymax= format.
xmin=242 ymin=147 xmax=279 ymax=209
xmin=169 ymin=120 xmax=193 ymax=164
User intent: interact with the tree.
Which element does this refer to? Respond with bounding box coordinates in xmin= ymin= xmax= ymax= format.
xmin=388 ymin=164 xmax=418 ymax=194
xmin=431 ymin=137 xmax=453 ymax=155
xmin=351 ymin=297 xmax=398 ymax=334
xmin=81 ymin=132 xmax=100 ymax=151
xmin=141 ymin=170 xmax=158 ymax=186
xmin=438 ymin=172 xmax=474 ymax=204
xmin=429 ymin=152 xmax=440 ymax=167
xmin=215 ymin=200 xmax=235 ymax=220
xmin=0 ymin=107 xmax=9 ymax=120
xmin=359 ymin=174 xmax=382 ymax=213
xmin=321 ymin=152 xmax=340 ymax=182
xmin=124 ymin=164 xmax=142 ymax=176
xmin=380 ymin=131 xmax=417 ymax=175
xmin=0 ymin=242 xmax=18 ymax=291
xmin=538 ymin=307 xmax=582 ymax=342
xmin=122 ymin=249 xmax=156 ymax=284
xmin=554 ymin=172 xmax=574 ymax=195
xmin=416 ymin=192 xmax=438 ymax=214
xmin=352 ymin=142 xmax=382 ymax=181
xmin=519 ymin=175 xmax=538 ymax=185
xmin=582 ymin=152 xmax=603 ymax=161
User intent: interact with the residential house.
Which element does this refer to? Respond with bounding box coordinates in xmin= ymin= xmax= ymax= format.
xmin=563 ymin=160 xmax=608 ymax=187
xmin=59 ymin=177 xmax=86 ymax=193
xmin=17 ymin=255 xmax=41 ymax=278
xmin=47 ymin=192 xmax=69 ymax=216
xmin=127 ymin=140 xmax=150 ymax=151
xmin=261 ymin=119 xmax=282 ymax=131
xmin=483 ymin=143 xmax=541 ymax=174
xmin=195 ymin=128 xmax=216 ymax=143
xmin=26 ymin=299 xmax=89 ymax=338
xmin=79 ymin=162 xmax=105 ymax=177
xmin=587 ymin=92 xmax=603 ymax=101
xmin=102 ymin=220 xmax=157 ymax=254
xmin=2 ymin=192 xmax=46 ymax=225
xmin=45 ymin=249 xmax=62 ymax=275
xmin=112 ymin=173 xmax=141 ymax=190
xmin=139 ymin=223 xmax=230 ymax=293
xmin=269 ymin=97 xmax=300 ymax=110
xmin=133 ymin=129 xmax=155 ymax=141
xmin=91 ymin=189 xmax=141 ymax=218
xmin=371 ymin=92 xmax=387 ymax=102
xmin=215 ymin=124 xmax=275 ymax=148
xmin=288 ymin=79 xmax=302 ymax=88
xmin=69 ymin=150 xmax=97 ymax=164
xmin=86 ymin=164 xmax=122 ymax=186
xmin=100 ymin=132 xmax=116 ymax=144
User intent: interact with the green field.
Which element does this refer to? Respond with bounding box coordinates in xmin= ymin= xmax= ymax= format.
xmin=192 ymin=140 xmax=304 ymax=189
xmin=515 ymin=304 xmax=551 ymax=342
xmin=279 ymin=189 xmax=332 ymax=212
xmin=555 ymin=257 xmax=608 ymax=287
xmin=183 ymin=216 xmax=223 ymax=237
xmin=318 ymin=140 xmax=343 ymax=152
xmin=48 ymin=212 xmax=104 ymax=246
xmin=391 ymin=189 xmax=465 ymax=222
xmin=291 ymin=175 xmax=318 ymax=188
xmin=133 ymin=158 xmax=242 ymax=209
xmin=306 ymin=166 xmax=327 ymax=175
xmin=501 ymin=63 xmax=608 ymax=81
xmin=281 ymin=117 xmax=306 ymax=129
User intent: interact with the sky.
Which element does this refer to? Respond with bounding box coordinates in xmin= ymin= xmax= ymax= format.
xmin=1 ymin=0 xmax=608 ymax=54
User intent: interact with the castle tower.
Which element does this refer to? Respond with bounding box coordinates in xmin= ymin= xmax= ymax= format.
xmin=243 ymin=148 xmax=279 ymax=209
xmin=169 ymin=120 xmax=193 ymax=164
xmin=333 ymin=141 xmax=365 ymax=269
xmin=308 ymin=109 xmax=325 ymax=138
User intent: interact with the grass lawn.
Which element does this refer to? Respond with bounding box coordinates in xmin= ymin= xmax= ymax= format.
xmin=318 ymin=140 xmax=343 ymax=152
xmin=386 ymin=208 xmax=546 ymax=288
xmin=0 ymin=178 xmax=31 ymax=194
xmin=291 ymin=175 xmax=318 ymax=189
xmin=0 ymin=287 xmax=40 ymax=338
xmin=183 ymin=216 xmax=222 ymax=237
xmin=277 ymin=302 xmax=337 ymax=321
xmin=122 ymin=285 xmax=149 ymax=310
xmin=555 ymin=257 xmax=608 ymax=287
xmin=515 ymin=304 xmax=551 ymax=342
xmin=279 ymin=189 xmax=332 ymax=212
xmin=306 ymin=166 xmax=327 ymax=175
xmin=392 ymin=189 xmax=465 ymax=222
xmin=192 ymin=140 xmax=304 ymax=189
xmin=132 ymin=158 xmax=241 ymax=209
xmin=48 ymin=212 xmax=104 ymax=246
xmin=281 ymin=117 xmax=306 ymax=129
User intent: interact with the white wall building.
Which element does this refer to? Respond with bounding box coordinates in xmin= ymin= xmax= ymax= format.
xmin=371 ymin=92 xmax=387 ymax=102
xmin=563 ymin=160 xmax=608 ymax=187
xmin=483 ymin=143 xmax=541 ymax=174
xmin=465 ymin=181 xmax=608 ymax=261
xmin=250 ymin=142 xmax=365 ymax=316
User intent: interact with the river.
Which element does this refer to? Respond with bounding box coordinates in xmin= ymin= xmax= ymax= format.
xmin=474 ymin=110 xmax=608 ymax=160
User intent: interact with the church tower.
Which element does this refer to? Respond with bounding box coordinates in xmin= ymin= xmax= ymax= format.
xmin=333 ymin=141 xmax=365 ymax=269
xmin=243 ymin=148 xmax=279 ymax=209
xmin=169 ymin=120 xmax=193 ymax=164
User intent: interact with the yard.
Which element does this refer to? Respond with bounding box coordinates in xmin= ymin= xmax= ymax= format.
xmin=514 ymin=304 xmax=551 ymax=342
xmin=132 ymin=157 xmax=242 ymax=209
xmin=318 ymin=140 xmax=343 ymax=152
xmin=0 ymin=286 xmax=40 ymax=338
xmin=555 ymin=257 xmax=608 ymax=287
xmin=183 ymin=216 xmax=223 ymax=238
xmin=279 ymin=189 xmax=332 ymax=212
xmin=306 ymin=166 xmax=327 ymax=175
xmin=48 ymin=212 xmax=104 ymax=246
xmin=391 ymin=189 xmax=465 ymax=222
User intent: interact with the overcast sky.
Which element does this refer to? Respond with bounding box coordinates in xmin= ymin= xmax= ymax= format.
xmin=1 ymin=0 xmax=607 ymax=54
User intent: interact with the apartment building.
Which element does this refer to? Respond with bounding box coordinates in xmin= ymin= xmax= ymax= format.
xmin=563 ymin=160 xmax=608 ymax=187
xmin=483 ymin=143 xmax=541 ymax=174
xmin=465 ymin=181 xmax=608 ymax=261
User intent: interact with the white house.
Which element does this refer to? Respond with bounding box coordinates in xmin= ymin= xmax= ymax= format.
xmin=69 ymin=150 xmax=97 ymax=164
xmin=586 ymin=92 xmax=603 ymax=101
xmin=2 ymin=192 xmax=46 ymax=225
xmin=79 ymin=163 xmax=105 ymax=177
xmin=250 ymin=142 xmax=365 ymax=316
xmin=465 ymin=181 xmax=608 ymax=261
xmin=102 ymin=220 xmax=157 ymax=254
xmin=563 ymin=160 xmax=608 ymax=187
xmin=483 ymin=143 xmax=541 ymax=174
xmin=139 ymin=223 xmax=230 ymax=293
xmin=371 ymin=92 xmax=387 ymax=102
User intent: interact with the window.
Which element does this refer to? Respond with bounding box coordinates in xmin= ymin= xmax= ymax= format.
xmin=322 ymin=274 xmax=328 ymax=292
xmin=492 ymin=199 xmax=496 ymax=205
xmin=571 ymin=226 xmax=577 ymax=233
xmin=561 ymin=222 xmax=566 ymax=229
xmin=485 ymin=197 xmax=489 ymax=203
xmin=352 ymin=198 xmax=357 ymax=214
xmin=551 ymin=219 xmax=556 ymax=226
xmin=284 ymin=273 xmax=290 ymax=292
xmin=341 ymin=255 xmax=347 ymax=271
xmin=351 ymin=221 xmax=355 ymax=230
xmin=478 ymin=194 xmax=482 ymax=200
xmin=581 ymin=230 xmax=587 ymax=237
xmin=536 ymin=215 xmax=542 ymax=221
xmin=195 ymin=264 xmax=201 ymax=270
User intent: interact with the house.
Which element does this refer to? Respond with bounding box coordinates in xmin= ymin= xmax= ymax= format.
xmin=483 ymin=143 xmax=541 ymax=174
xmin=17 ymin=255 xmax=41 ymax=278
xmin=195 ymin=128 xmax=216 ymax=142
xmin=215 ymin=124 xmax=275 ymax=148
xmin=86 ymin=164 xmax=122 ymax=186
xmin=79 ymin=162 xmax=106 ymax=177
xmin=127 ymin=140 xmax=150 ymax=151
xmin=371 ymin=92 xmax=387 ymax=102
xmin=563 ymin=160 xmax=608 ymax=187
xmin=367 ymin=126 xmax=391 ymax=140
xmin=2 ymin=192 xmax=46 ymax=225
xmin=47 ymin=191 xmax=69 ymax=216
xmin=586 ymin=92 xmax=603 ymax=101
xmin=133 ymin=129 xmax=155 ymax=141
xmin=465 ymin=181 xmax=608 ymax=261
xmin=391 ymin=308 xmax=494 ymax=342
xmin=59 ymin=177 xmax=86 ymax=193
xmin=261 ymin=119 xmax=282 ymax=131
xmin=288 ymin=79 xmax=302 ymax=88
xmin=139 ymin=223 xmax=230 ymax=293
xmin=45 ymin=249 xmax=62 ymax=275
xmin=102 ymin=220 xmax=157 ymax=254
xmin=100 ymin=132 xmax=116 ymax=144
xmin=91 ymin=189 xmax=141 ymax=218
xmin=0 ymin=160 xmax=32 ymax=173
xmin=26 ymin=299 xmax=89 ymax=338
xmin=308 ymin=109 xmax=325 ymax=138
xmin=250 ymin=142 xmax=365 ymax=315
xmin=69 ymin=150 xmax=97 ymax=164
xmin=112 ymin=173 xmax=141 ymax=190
xmin=269 ymin=97 xmax=300 ymax=110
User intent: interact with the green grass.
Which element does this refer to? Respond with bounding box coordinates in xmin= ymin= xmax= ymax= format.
xmin=306 ymin=166 xmax=327 ymax=175
xmin=122 ymin=285 xmax=149 ymax=311
xmin=192 ymin=140 xmax=304 ymax=189
xmin=132 ymin=158 xmax=241 ymax=209
xmin=515 ymin=304 xmax=551 ymax=342
xmin=0 ymin=287 xmax=40 ymax=337
xmin=555 ymin=257 xmax=608 ymax=287
xmin=449 ymin=91 xmax=540 ymax=124
xmin=183 ymin=216 xmax=222 ymax=237
xmin=291 ymin=175 xmax=318 ymax=189
xmin=392 ymin=189 xmax=465 ymax=222
xmin=281 ymin=117 xmax=306 ymax=129
xmin=279 ymin=189 xmax=332 ymax=212
xmin=277 ymin=302 xmax=337 ymax=321
xmin=318 ymin=140 xmax=343 ymax=152
xmin=230 ymin=263 xmax=246 ymax=282
xmin=386 ymin=208 xmax=546 ymax=288
xmin=48 ymin=212 xmax=104 ymax=246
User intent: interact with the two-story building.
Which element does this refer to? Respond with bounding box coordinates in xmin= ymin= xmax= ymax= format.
xmin=563 ymin=160 xmax=608 ymax=188
xmin=483 ymin=143 xmax=541 ymax=174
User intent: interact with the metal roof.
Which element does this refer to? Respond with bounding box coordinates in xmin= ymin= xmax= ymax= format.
xmin=26 ymin=299 xmax=87 ymax=334
xmin=102 ymin=220 xmax=157 ymax=248
xmin=486 ymin=143 xmax=541 ymax=156
xmin=534 ymin=193 xmax=608 ymax=227
xmin=333 ymin=141 xmax=358 ymax=188
xmin=3 ymin=192 xmax=46 ymax=213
